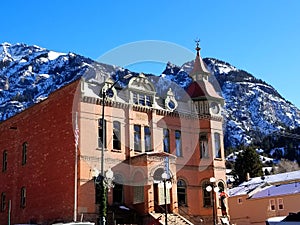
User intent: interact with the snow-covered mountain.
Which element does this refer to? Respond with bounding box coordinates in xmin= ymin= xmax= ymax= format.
xmin=162 ymin=58 xmax=300 ymax=147
xmin=0 ymin=42 xmax=120 ymax=121
xmin=1 ymin=42 xmax=300 ymax=148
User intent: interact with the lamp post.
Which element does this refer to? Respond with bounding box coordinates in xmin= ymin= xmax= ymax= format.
xmin=205 ymin=177 xmax=219 ymax=225
xmin=92 ymin=168 xmax=115 ymax=225
xmin=98 ymin=74 xmax=132 ymax=225
xmin=158 ymin=172 xmax=172 ymax=225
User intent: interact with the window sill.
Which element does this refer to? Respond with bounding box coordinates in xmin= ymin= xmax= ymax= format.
xmin=111 ymin=149 xmax=122 ymax=153
xmin=214 ymin=158 xmax=223 ymax=161
xmin=96 ymin=148 xmax=108 ymax=151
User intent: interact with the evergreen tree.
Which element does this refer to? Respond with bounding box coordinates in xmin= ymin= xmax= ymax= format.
xmin=233 ymin=146 xmax=263 ymax=184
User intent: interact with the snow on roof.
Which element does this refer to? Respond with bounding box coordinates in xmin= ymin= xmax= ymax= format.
xmin=229 ymin=170 xmax=300 ymax=197
xmin=252 ymin=182 xmax=300 ymax=199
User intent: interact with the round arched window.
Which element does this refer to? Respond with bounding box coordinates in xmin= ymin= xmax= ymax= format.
xmin=177 ymin=179 xmax=187 ymax=206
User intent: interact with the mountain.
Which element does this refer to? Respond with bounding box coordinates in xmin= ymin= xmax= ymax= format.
xmin=0 ymin=42 xmax=121 ymax=121
xmin=1 ymin=42 xmax=300 ymax=149
xmin=161 ymin=58 xmax=300 ymax=148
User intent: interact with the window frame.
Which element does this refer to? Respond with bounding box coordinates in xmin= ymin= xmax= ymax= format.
xmin=1 ymin=192 xmax=6 ymax=212
xmin=237 ymin=197 xmax=243 ymax=204
xmin=134 ymin=125 xmax=142 ymax=152
xmin=202 ymin=180 xmax=212 ymax=207
xmin=199 ymin=133 xmax=209 ymax=158
xmin=98 ymin=118 xmax=107 ymax=149
xmin=133 ymin=186 xmax=144 ymax=204
xmin=2 ymin=150 xmax=7 ymax=172
xmin=22 ymin=142 xmax=27 ymax=165
xmin=175 ymin=130 xmax=182 ymax=157
xmin=133 ymin=92 xmax=152 ymax=107
xmin=113 ymin=121 xmax=121 ymax=150
xmin=214 ymin=132 xmax=221 ymax=159
xmin=177 ymin=179 xmax=187 ymax=206
xmin=277 ymin=198 xmax=284 ymax=210
xmin=269 ymin=199 xmax=276 ymax=211
xmin=163 ymin=128 xmax=170 ymax=153
xmin=20 ymin=187 xmax=26 ymax=208
xmin=144 ymin=126 xmax=152 ymax=152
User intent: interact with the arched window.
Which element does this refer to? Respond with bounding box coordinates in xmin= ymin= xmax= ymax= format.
xmin=177 ymin=179 xmax=187 ymax=206
xmin=218 ymin=181 xmax=225 ymax=192
xmin=202 ymin=180 xmax=212 ymax=207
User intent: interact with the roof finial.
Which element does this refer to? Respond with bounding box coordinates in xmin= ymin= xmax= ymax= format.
xmin=195 ymin=38 xmax=201 ymax=55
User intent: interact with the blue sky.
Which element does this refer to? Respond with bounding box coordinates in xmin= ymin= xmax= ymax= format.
xmin=1 ymin=0 xmax=300 ymax=107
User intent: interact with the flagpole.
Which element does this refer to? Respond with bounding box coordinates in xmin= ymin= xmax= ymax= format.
xmin=74 ymin=111 xmax=79 ymax=222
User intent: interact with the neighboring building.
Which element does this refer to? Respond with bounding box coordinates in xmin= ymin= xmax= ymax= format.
xmin=228 ymin=170 xmax=300 ymax=225
xmin=0 ymin=45 xmax=227 ymax=225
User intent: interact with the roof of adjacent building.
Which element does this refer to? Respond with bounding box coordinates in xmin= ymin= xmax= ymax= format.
xmin=251 ymin=182 xmax=300 ymax=199
xmin=229 ymin=170 xmax=300 ymax=197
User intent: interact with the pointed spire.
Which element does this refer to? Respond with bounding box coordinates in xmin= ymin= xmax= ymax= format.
xmin=195 ymin=38 xmax=201 ymax=56
xmin=189 ymin=39 xmax=210 ymax=81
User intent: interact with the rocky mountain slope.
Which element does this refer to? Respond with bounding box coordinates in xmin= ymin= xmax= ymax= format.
xmin=162 ymin=59 xmax=300 ymax=147
xmin=1 ymin=42 xmax=300 ymax=148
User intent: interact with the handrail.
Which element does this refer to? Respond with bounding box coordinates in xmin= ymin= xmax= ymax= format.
xmin=178 ymin=206 xmax=203 ymax=224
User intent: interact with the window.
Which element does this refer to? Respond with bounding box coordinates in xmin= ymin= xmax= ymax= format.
xmin=22 ymin=142 xmax=27 ymax=165
xmin=218 ymin=181 xmax=225 ymax=192
xmin=163 ymin=128 xmax=170 ymax=153
xmin=113 ymin=174 xmax=124 ymax=204
xmin=98 ymin=119 xmax=106 ymax=149
xmin=20 ymin=187 xmax=26 ymax=208
xmin=113 ymin=121 xmax=121 ymax=150
xmin=134 ymin=125 xmax=141 ymax=152
xmin=2 ymin=151 xmax=7 ymax=172
xmin=133 ymin=92 xmax=152 ymax=106
xmin=144 ymin=126 xmax=152 ymax=152
xmin=214 ymin=133 xmax=221 ymax=158
xmin=133 ymin=186 xmax=144 ymax=204
xmin=1 ymin=192 xmax=5 ymax=212
xmin=199 ymin=133 xmax=208 ymax=158
xmin=277 ymin=198 xmax=284 ymax=210
xmin=202 ymin=181 xmax=212 ymax=207
xmin=177 ymin=179 xmax=187 ymax=206
xmin=270 ymin=199 xmax=275 ymax=211
xmin=175 ymin=130 xmax=182 ymax=157
xmin=237 ymin=197 xmax=243 ymax=204
xmin=113 ymin=183 xmax=124 ymax=204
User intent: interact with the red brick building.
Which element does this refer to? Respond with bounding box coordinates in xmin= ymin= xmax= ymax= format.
xmin=0 ymin=46 xmax=227 ymax=225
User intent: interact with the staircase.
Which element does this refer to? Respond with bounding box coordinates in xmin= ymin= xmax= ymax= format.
xmin=150 ymin=212 xmax=194 ymax=225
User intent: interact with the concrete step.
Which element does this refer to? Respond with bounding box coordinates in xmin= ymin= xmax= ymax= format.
xmin=150 ymin=212 xmax=194 ymax=225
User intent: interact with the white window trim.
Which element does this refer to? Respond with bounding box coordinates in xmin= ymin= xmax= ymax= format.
xmin=269 ymin=199 xmax=276 ymax=211
xmin=277 ymin=198 xmax=284 ymax=210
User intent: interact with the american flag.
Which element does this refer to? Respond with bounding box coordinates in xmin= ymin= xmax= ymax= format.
xmin=75 ymin=112 xmax=79 ymax=147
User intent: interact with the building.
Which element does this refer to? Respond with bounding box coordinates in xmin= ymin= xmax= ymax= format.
xmin=0 ymin=45 xmax=227 ymax=225
xmin=228 ymin=170 xmax=300 ymax=225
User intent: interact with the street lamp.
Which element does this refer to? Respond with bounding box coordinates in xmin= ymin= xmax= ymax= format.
xmin=98 ymin=73 xmax=132 ymax=225
xmin=205 ymin=177 xmax=219 ymax=225
xmin=158 ymin=172 xmax=172 ymax=225
xmin=92 ymin=168 xmax=115 ymax=225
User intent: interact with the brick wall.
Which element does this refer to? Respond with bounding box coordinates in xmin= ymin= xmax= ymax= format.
xmin=0 ymin=80 xmax=80 ymax=225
